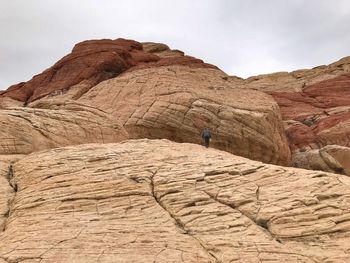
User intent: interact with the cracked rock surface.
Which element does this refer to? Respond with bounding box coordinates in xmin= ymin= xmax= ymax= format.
xmin=1 ymin=139 xmax=350 ymax=262
xmin=78 ymin=66 xmax=290 ymax=165
xmin=0 ymin=102 xmax=128 ymax=154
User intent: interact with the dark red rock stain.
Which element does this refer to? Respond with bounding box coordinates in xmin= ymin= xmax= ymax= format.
xmin=0 ymin=38 xmax=216 ymax=103
xmin=269 ymin=74 xmax=350 ymax=149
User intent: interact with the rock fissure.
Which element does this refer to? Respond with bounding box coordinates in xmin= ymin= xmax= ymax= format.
xmin=0 ymin=37 xmax=350 ymax=261
xmin=149 ymin=170 xmax=220 ymax=263
xmin=203 ymin=190 xmax=280 ymax=243
xmin=2 ymin=164 xmax=17 ymax=232
xmin=61 ymin=192 xmax=150 ymax=203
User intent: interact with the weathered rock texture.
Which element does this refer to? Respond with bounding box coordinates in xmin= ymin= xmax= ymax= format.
xmin=271 ymin=75 xmax=350 ymax=151
xmin=232 ymin=57 xmax=350 ymax=174
xmin=0 ymin=39 xmax=215 ymax=104
xmin=0 ymin=37 xmax=350 ymax=261
xmin=0 ymin=155 xmax=22 ymax=233
xmin=0 ymin=102 xmax=127 ymax=154
xmin=1 ymin=140 xmax=350 ymax=262
xmin=0 ymin=38 xmax=290 ymax=166
xmin=240 ymin=56 xmax=350 ymax=93
xmin=293 ymin=145 xmax=350 ymax=176
xmin=78 ymin=66 xmax=290 ymax=165
xmin=237 ymin=58 xmax=350 ymax=151
xmin=272 ymin=74 xmax=350 ymax=174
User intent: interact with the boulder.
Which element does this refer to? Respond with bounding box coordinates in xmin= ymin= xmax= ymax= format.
xmin=79 ymin=65 xmax=291 ymax=165
xmin=293 ymin=145 xmax=350 ymax=175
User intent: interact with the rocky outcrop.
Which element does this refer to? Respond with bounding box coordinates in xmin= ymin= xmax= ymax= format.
xmin=241 ymin=56 xmax=350 ymax=93
xmin=232 ymin=57 xmax=350 ymax=174
xmin=293 ymin=145 xmax=350 ymax=176
xmin=1 ymin=39 xmax=150 ymax=103
xmin=0 ymin=39 xmax=215 ymax=104
xmin=0 ymin=37 xmax=348 ymax=172
xmin=1 ymin=140 xmax=350 ymax=262
xmin=1 ymin=37 xmax=350 ymax=261
xmin=78 ymin=65 xmax=290 ymax=165
xmin=0 ymin=97 xmax=23 ymax=109
xmin=0 ymin=38 xmax=291 ymax=166
xmin=272 ymin=74 xmax=350 ymax=174
xmin=240 ymin=60 xmax=350 ymax=151
xmin=0 ymin=102 xmax=127 ymax=154
xmin=270 ymin=75 xmax=350 ymax=151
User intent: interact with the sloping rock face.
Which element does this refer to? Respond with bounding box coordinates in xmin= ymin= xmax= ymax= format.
xmin=241 ymin=56 xmax=350 ymax=93
xmin=78 ymin=65 xmax=290 ymax=165
xmin=1 ymin=140 xmax=350 ymax=262
xmin=0 ymin=38 xmax=350 ymax=262
xmin=271 ymin=75 xmax=350 ymax=151
xmin=237 ymin=58 xmax=350 ymax=174
xmin=293 ymin=145 xmax=350 ymax=176
xmin=0 ymin=102 xmax=127 ymax=154
xmin=0 ymin=38 xmax=291 ymax=166
xmin=274 ymin=75 xmax=350 ymax=174
xmin=0 ymin=39 xmax=215 ymax=104
xmin=0 ymin=157 xmax=15 ymax=232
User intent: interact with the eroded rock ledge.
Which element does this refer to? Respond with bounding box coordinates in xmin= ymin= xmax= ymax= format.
xmin=0 ymin=140 xmax=349 ymax=262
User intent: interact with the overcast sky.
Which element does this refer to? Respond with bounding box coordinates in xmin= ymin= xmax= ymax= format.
xmin=1 ymin=0 xmax=350 ymax=90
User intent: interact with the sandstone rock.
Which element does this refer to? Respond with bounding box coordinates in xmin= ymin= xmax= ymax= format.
xmin=142 ymin=42 xmax=185 ymax=58
xmin=0 ymin=155 xmax=22 ymax=233
xmin=292 ymin=144 xmax=350 ymax=176
xmin=0 ymin=102 xmax=127 ymax=154
xmin=1 ymin=39 xmax=163 ymax=103
xmin=0 ymin=39 xmax=215 ymax=104
xmin=1 ymin=37 xmax=350 ymax=262
xmin=0 ymin=160 xmax=14 ymax=232
xmin=268 ymin=74 xmax=350 ymax=120
xmin=235 ymin=58 xmax=350 ymax=174
xmin=0 ymin=140 xmax=350 ymax=262
xmin=0 ymin=38 xmax=291 ymax=166
xmin=0 ymin=97 xmax=23 ymax=109
xmin=320 ymin=145 xmax=350 ymax=175
xmin=241 ymin=56 xmax=350 ymax=93
xmin=79 ymin=65 xmax=291 ymax=165
xmin=142 ymin=42 xmax=170 ymax=53
xmin=263 ymin=74 xmax=350 ymax=153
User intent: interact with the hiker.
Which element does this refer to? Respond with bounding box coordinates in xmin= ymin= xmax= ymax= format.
xmin=201 ymin=128 xmax=211 ymax=148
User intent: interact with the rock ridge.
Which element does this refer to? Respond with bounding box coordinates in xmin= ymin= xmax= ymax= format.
xmin=0 ymin=39 xmax=216 ymax=104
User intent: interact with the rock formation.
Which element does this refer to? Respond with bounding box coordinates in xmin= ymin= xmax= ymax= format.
xmin=1 ymin=140 xmax=350 ymax=262
xmin=0 ymin=37 xmax=350 ymax=262
xmin=77 ymin=65 xmax=290 ymax=165
xmin=231 ymin=57 xmax=350 ymax=174
xmin=0 ymin=38 xmax=291 ymax=166
xmin=0 ymin=39 xmax=215 ymax=104
xmin=0 ymin=102 xmax=127 ymax=154
xmin=293 ymin=145 xmax=350 ymax=175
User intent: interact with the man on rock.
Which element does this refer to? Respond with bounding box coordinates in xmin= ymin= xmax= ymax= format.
xmin=201 ymin=127 xmax=211 ymax=148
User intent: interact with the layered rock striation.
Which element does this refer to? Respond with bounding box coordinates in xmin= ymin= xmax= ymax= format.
xmin=0 ymin=39 xmax=215 ymax=104
xmin=0 ymin=102 xmax=127 ymax=155
xmin=0 ymin=38 xmax=350 ymax=262
xmin=78 ymin=65 xmax=290 ymax=165
xmin=1 ymin=140 xmax=350 ymax=262
xmin=231 ymin=57 xmax=350 ymax=174
xmin=0 ymin=38 xmax=291 ymax=166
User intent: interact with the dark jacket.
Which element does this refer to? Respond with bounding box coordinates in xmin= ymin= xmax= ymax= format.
xmin=201 ymin=128 xmax=211 ymax=139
